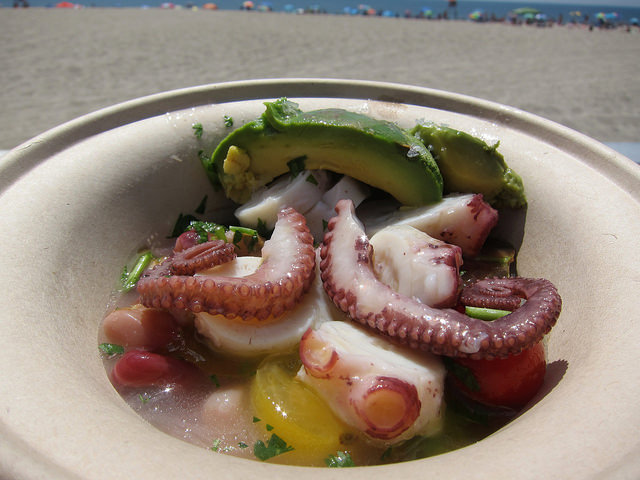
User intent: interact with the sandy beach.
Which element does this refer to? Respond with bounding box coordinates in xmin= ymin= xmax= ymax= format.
xmin=0 ymin=8 xmax=638 ymax=150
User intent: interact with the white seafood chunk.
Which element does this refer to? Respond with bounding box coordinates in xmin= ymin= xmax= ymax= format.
xmin=370 ymin=225 xmax=462 ymax=308
xmin=194 ymin=253 xmax=343 ymax=357
xmin=297 ymin=321 xmax=445 ymax=445
xmin=305 ymin=175 xmax=371 ymax=240
xmin=360 ymin=193 xmax=498 ymax=257
xmin=235 ymin=170 xmax=331 ymax=230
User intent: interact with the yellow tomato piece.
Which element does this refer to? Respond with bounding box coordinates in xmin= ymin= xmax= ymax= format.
xmin=251 ymin=353 xmax=352 ymax=466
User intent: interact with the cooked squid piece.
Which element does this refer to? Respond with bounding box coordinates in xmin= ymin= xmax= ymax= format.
xmin=297 ymin=321 xmax=445 ymax=445
xmin=360 ymin=193 xmax=499 ymax=257
xmin=370 ymin=225 xmax=463 ymax=308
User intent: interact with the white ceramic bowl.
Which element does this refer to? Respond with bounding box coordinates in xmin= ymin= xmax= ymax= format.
xmin=1 ymin=79 xmax=639 ymax=480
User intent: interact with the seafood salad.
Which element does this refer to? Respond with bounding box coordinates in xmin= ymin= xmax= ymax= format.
xmin=98 ymin=99 xmax=562 ymax=467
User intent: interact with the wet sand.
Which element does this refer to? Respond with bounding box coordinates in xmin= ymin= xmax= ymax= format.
xmin=1 ymin=8 xmax=639 ymax=149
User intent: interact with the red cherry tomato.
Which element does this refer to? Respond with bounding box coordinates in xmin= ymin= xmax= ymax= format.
xmin=450 ymin=342 xmax=546 ymax=409
xmin=110 ymin=351 xmax=204 ymax=388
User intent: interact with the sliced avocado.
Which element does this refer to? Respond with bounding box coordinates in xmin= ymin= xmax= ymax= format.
xmin=204 ymin=99 xmax=443 ymax=206
xmin=411 ymin=122 xmax=526 ymax=208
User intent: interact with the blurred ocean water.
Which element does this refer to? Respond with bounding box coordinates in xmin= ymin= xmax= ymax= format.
xmin=15 ymin=0 xmax=640 ymax=24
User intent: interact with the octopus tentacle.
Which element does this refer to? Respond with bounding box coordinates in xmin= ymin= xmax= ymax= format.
xmin=319 ymin=199 xmax=561 ymax=359
xmin=170 ymin=240 xmax=237 ymax=275
xmin=459 ymin=280 xmax=524 ymax=311
xmin=137 ymin=207 xmax=316 ymax=320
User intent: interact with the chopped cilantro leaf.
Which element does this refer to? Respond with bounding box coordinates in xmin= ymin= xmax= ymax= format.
xmin=252 ymin=416 xmax=261 ymax=423
xmin=287 ymin=155 xmax=307 ymax=178
xmin=210 ymin=438 xmax=221 ymax=452
xmin=223 ymin=115 xmax=234 ymax=127
xmin=98 ymin=343 xmax=124 ymax=356
xmin=192 ymin=123 xmax=204 ymax=139
xmin=170 ymin=213 xmax=199 ymax=238
xmin=256 ymin=218 xmax=270 ymax=239
xmin=253 ymin=433 xmax=294 ymax=461
xmin=325 ymin=451 xmax=355 ymax=468
xmin=238 ymin=442 xmax=248 ymax=449
xmin=306 ymin=173 xmax=318 ymax=185
xmin=265 ymin=424 xmax=274 ymax=431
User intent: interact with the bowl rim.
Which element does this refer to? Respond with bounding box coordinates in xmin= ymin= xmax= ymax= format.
xmin=2 ymin=78 xmax=638 ymax=197
xmin=1 ymin=78 xmax=639 ymax=480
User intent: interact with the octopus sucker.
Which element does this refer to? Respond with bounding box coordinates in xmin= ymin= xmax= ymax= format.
xmin=137 ymin=207 xmax=316 ymax=320
xmin=320 ymin=200 xmax=562 ymax=359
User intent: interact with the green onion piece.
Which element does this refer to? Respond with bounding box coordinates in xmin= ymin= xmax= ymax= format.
xmin=223 ymin=115 xmax=234 ymax=127
xmin=120 ymin=251 xmax=154 ymax=292
xmin=192 ymin=122 xmax=203 ymax=138
xmin=465 ymin=306 xmax=511 ymax=321
xmin=213 ymin=225 xmax=227 ymax=241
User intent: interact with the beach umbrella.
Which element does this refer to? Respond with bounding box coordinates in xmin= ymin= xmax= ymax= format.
xmin=242 ymin=0 xmax=254 ymax=9
xmin=468 ymin=9 xmax=484 ymax=21
xmin=512 ymin=7 xmax=539 ymax=16
xmin=55 ymin=1 xmax=75 ymax=7
xmin=420 ymin=7 xmax=433 ymax=18
xmin=202 ymin=2 xmax=217 ymax=9
xmin=381 ymin=9 xmax=394 ymax=17
xmin=283 ymin=3 xmax=294 ymax=12
xmin=630 ymin=17 xmax=639 ymax=26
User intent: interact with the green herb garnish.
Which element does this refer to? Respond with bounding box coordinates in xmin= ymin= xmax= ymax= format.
xmin=256 ymin=218 xmax=270 ymax=239
xmin=287 ymin=155 xmax=307 ymax=178
xmin=306 ymin=173 xmax=318 ymax=185
xmin=210 ymin=438 xmax=221 ymax=451
xmin=322 ymin=219 xmax=329 ymax=232
xmin=442 ymin=357 xmax=480 ymax=392
xmin=120 ymin=251 xmax=154 ymax=292
xmin=252 ymin=416 xmax=261 ymax=423
xmin=265 ymin=424 xmax=274 ymax=431
xmin=192 ymin=122 xmax=204 ymax=138
xmin=238 ymin=442 xmax=248 ymax=449
xmin=98 ymin=343 xmax=124 ymax=356
xmin=465 ymin=306 xmax=511 ymax=321
xmin=325 ymin=451 xmax=355 ymax=467
xmin=253 ymin=433 xmax=294 ymax=461
xmin=138 ymin=393 xmax=150 ymax=404
xmin=223 ymin=115 xmax=234 ymax=127
xmin=170 ymin=213 xmax=199 ymax=238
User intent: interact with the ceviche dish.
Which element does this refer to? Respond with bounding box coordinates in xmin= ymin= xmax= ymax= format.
xmin=98 ymin=99 xmax=562 ymax=467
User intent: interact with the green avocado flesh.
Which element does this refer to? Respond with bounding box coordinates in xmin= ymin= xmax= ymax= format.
xmin=411 ymin=123 xmax=527 ymax=209
xmin=205 ymin=99 xmax=443 ymax=206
